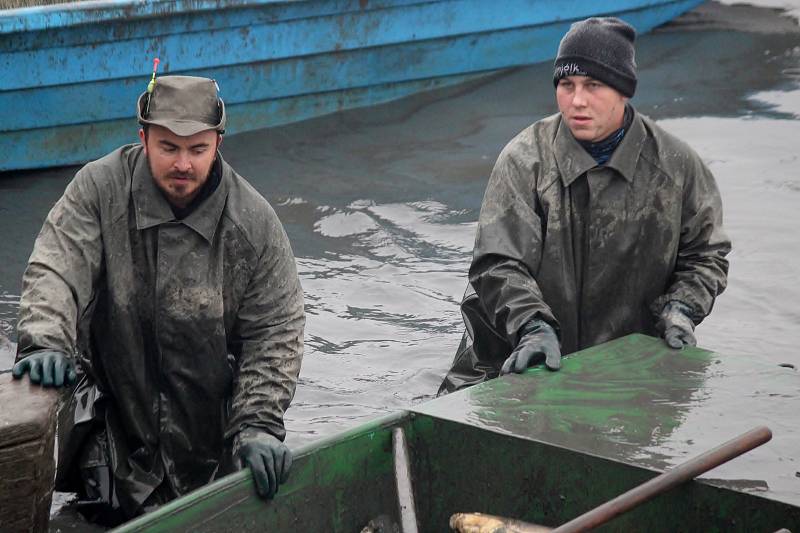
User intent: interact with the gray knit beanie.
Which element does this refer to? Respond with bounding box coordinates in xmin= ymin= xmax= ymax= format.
xmin=553 ymin=17 xmax=637 ymax=97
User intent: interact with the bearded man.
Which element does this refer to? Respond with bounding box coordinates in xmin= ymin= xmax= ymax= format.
xmin=13 ymin=76 xmax=304 ymax=524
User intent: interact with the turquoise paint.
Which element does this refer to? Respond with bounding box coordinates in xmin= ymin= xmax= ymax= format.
xmin=0 ymin=0 xmax=704 ymax=171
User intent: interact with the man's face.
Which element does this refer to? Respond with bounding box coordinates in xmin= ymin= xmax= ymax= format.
xmin=139 ymin=125 xmax=221 ymax=209
xmin=556 ymin=76 xmax=628 ymax=142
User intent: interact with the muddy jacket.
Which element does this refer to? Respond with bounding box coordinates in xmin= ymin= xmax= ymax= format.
xmin=441 ymin=109 xmax=730 ymax=392
xmin=16 ymin=144 xmax=304 ymax=512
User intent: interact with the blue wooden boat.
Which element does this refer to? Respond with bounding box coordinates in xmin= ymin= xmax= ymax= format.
xmin=0 ymin=0 xmax=704 ymax=172
xmin=106 ymin=335 xmax=800 ymax=532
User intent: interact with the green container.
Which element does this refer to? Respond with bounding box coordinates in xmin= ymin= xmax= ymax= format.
xmin=114 ymin=335 xmax=800 ymax=532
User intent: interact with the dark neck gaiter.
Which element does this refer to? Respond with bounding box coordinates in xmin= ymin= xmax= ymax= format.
xmin=579 ymin=105 xmax=633 ymax=166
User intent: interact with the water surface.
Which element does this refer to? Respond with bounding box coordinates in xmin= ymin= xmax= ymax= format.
xmin=0 ymin=1 xmax=798 ymax=518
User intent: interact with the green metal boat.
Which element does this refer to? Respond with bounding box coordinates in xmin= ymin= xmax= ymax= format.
xmin=112 ymin=334 xmax=800 ymax=532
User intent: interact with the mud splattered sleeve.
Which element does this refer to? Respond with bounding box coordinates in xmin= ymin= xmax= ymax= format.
xmin=226 ymin=205 xmax=305 ymax=442
xmin=468 ymin=141 xmax=559 ymax=346
xmin=16 ymin=169 xmax=104 ymax=360
xmin=652 ymin=150 xmax=731 ymax=323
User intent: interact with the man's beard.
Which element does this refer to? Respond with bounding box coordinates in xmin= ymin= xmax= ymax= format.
xmin=148 ymin=161 xmax=212 ymax=184
xmin=147 ymin=159 xmax=214 ymax=209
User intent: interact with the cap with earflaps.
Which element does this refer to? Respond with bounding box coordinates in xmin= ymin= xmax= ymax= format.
xmin=553 ymin=17 xmax=638 ymax=98
xmin=137 ymin=75 xmax=226 ymax=136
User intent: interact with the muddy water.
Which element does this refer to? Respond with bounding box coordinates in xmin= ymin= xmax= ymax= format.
xmin=0 ymin=0 xmax=799 ymax=519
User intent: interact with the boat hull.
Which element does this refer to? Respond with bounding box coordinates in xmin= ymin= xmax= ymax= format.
xmin=1 ymin=0 xmax=704 ymax=171
xmin=111 ymin=335 xmax=800 ymax=532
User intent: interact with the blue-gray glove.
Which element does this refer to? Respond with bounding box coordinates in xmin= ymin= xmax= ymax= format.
xmin=12 ymin=350 xmax=76 ymax=387
xmin=234 ymin=428 xmax=292 ymax=500
xmin=659 ymin=301 xmax=697 ymax=349
xmin=501 ymin=319 xmax=562 ymax=374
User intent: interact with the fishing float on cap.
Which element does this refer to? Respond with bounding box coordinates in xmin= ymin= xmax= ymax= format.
xmin=145 ymin=57 xmax=160 ymax=116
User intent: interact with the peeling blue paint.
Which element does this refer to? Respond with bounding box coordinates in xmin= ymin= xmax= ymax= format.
xmin=0 ymin=0 xmax=703 ymax=171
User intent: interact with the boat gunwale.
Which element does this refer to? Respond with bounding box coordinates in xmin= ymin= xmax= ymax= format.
xmin=110 ymin=404 xmax=800 ymax=531
xmin=109 ymin=408 xmax=412 ymax=532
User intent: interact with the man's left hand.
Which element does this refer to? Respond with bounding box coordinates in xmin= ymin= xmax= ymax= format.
xmin=234 ymin=428 xmax=292 ymax=500
xmin=658 ymin=301 xmax=697 ymax=349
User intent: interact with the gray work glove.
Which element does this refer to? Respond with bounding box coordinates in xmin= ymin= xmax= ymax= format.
xmin=12 ymin=350 xmax=76 ymax=387
xmin=501 ymin=319 xmax=562 ymax=374
xmin=233 ymin=427 xmax=292 ymax=500
xmin=658 ymin=301 xmax=697 ymax=349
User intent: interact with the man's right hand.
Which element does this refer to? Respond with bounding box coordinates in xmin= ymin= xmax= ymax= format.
xmin=658 ymin=301 xmax=697 ymax=349
xmin=500 ymin=320 xmax=562 ymax=374
xmin=12 ymin=350 xmax=76 ymax=387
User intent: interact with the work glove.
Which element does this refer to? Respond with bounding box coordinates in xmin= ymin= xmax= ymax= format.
xmin=658 ymin=300 xmax=697 ymax=349
xmin=233 ymin=427 xmax=292 ymax=500
xmin=12 ymin=350 xmax=76 ymax=387
xmin=500 ymin=319 xmax=562 ymax=374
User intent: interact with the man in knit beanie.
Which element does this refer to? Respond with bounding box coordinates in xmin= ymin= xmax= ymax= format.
xmin=440 ymin=17 xmax=730 ymax=393
xmin=553 ymin=17 xmax=637 ymax=99
xmin=551 ymin=17 xmax=638 ymax=155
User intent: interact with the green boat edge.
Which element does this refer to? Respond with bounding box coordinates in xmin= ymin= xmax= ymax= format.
xmin=111 ymin=336 xmax=800 ymax=532
xmin=112 ymin=408 xmax=409 ymax=532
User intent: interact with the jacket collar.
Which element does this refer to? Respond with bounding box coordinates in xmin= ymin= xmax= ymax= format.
xmin=554 ymin=107 xmax=646 ymax=187
xmin=131 ymin=147 xmax=229 ymax=243
xmin=606 ymin=108 xmax=646 ymax=181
